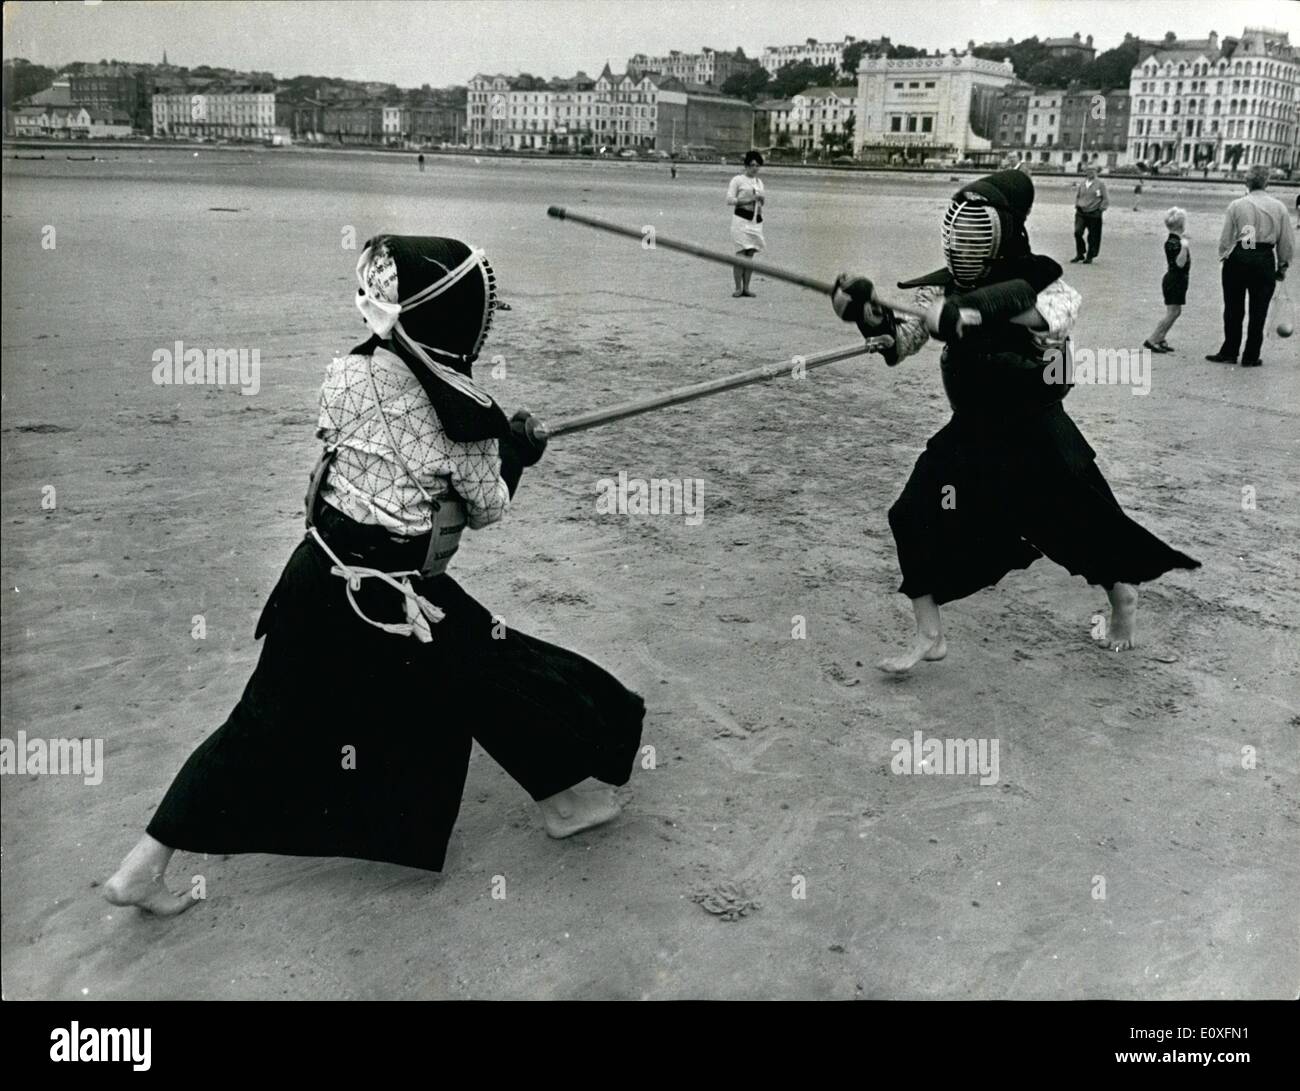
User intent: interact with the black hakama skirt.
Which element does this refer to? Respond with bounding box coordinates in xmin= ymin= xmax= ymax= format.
xmin=147 ymin=512 xmax=645 ymax=872
xmin=887 ymin=402 xmax=1200 ymax=605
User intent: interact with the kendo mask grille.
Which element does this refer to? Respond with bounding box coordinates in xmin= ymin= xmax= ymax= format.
xmin=942 ymin=198 xmax=1001 ymax=286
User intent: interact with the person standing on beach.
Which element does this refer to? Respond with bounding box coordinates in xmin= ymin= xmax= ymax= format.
xmin=1071 ymin=164 xmax=1108 ymax=264
xmin=726 ymin=150 xmax=766 ymax=298
xmin=104 ymin=235 xmax=645 ymax=915
xmin=1144 ymin=207 xmax=1190 ymax=354
xmin=1206 ymin=164 xmax=1294 ymax=368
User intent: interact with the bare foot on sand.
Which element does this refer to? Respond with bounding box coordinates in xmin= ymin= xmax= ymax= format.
xmin=104 ymin=871 xmax=197 ymax=917
xmin=538 ymin=787 xmax=621 ymax=839
xmin=1097 ymin=583 xmax=1138 ymax=651
xmin=877 ymin=630 xmax=947 ymax=675
xmin=104 ymin=836 xmax=198 ymax=917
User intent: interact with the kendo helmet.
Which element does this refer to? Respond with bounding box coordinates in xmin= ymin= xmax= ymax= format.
xmin=355 ymin=235 xmax=499 ymax=376
xmin=941 ymin=169 xmax=1035 ymax=287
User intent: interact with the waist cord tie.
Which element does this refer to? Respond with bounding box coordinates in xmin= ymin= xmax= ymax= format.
xmin=308 ymin=527 xmax=445 ymax=643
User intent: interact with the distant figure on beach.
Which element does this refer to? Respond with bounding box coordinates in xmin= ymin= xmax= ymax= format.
xmin=1145 ymin=207 xmax=1190 ymax=354
xmin=1071 ymin=164 xmax=1108 ymax=264
xmin=726 ymin=150 xmax=765 ymax=298
xmin=104 ymin=235 xmax=645 ymax=915
xmin=417 ymin=153 xmax=425 ymax=172
xmin=670 ymin=160 xmax=677 ymax=180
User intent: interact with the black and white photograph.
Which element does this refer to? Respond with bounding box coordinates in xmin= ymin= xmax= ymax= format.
xmin=2 ymin=0 xmax=1298 ymax=1040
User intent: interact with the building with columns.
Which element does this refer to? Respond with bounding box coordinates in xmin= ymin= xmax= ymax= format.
xmin=1124 ymin=27 xmax=1298 ymax=171
xmin=855 ymin=51 xmax=1016 ymax=163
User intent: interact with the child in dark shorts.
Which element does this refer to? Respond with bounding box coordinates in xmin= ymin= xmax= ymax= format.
xmin=1145 ymin=207 xmax=1189 ymax=353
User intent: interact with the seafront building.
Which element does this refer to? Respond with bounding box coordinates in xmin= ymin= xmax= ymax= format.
xmin=991 ymin=85 xmax=1130 ymax=169
xmin=467 ymin=65 xmax=754 ymax=154
xmin=625 ymin=48 xmax=756 ymax=88
xmin=1123 ymin=26 xmax=1299 ymax=171
xmin=151 ymin=84 xmax=277 ymax=140
xmin=854 ymin=49 xmax=1016 ymax=164
xmin=759 ymin=37 xmax=891 ymax=77
xmin=759 ymin=86 xmax=856 ymax=152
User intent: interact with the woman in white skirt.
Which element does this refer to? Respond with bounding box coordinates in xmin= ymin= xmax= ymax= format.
xmin=726 ymin=151 xmax=765 ymax=297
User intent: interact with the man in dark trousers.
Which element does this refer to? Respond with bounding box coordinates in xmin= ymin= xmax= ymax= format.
xmin=1207 ymin=164 xmax=1294 ymax=367
xmin=1071 ymin=164 xmax=1109 ymax=264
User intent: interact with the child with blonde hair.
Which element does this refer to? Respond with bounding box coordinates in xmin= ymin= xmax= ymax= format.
xmin=1145 ymin=207 xmax=1190 ymax=353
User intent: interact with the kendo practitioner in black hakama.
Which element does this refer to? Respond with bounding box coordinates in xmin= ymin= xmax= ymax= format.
xmin=105 ymin=235 xmax=645 ymax=915
xmin=830 ymin=170 xmax=1200 ymax=674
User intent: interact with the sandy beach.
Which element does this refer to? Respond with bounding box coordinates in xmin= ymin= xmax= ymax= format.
xmin=2 ymin=147 xmax=1297 ymax=999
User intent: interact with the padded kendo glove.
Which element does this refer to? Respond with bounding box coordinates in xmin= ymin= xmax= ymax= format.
xmin=499 ymin=408 xmax=547 ymax=497
xmin=930 ymin=278 xmax=1041 ymax=342
xmin=832 ymin=274 xmax=900 ymax=362
xmin=928 ymin=254 xmax=1062 ymax=341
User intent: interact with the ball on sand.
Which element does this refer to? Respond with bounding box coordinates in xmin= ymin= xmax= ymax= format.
xmin=1278 ymin=320 xmax=1294 ymax=338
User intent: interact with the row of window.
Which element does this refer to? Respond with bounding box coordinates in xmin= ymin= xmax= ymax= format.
xmin=1140 ymin=58 xmax=1294 ymax=79
xmin=1132 ymin=140 xmax=1291 ymax=166
xmin=1135 ymin=98 xmax=1295 ymax=119
xmin=506 ymin=119 xmax=658 ymax=131
xmin=154 ymin=107 xmax=273 ymax=117
xmin=771 ymin=122 xmax=852 ymax=132
xmin=504 ymin=104 xmax=660 ymax=118
xmin=1134 ymin=117 xmax=1291 ymax=140
xmin=891 ymin=81 xmax=938 ymax=89
xmin=999 ymin=150 xmax=1106 ymax=163
xmin=995 ymin=117 xmax=1293 ymax=142
xmin=1138 ymin=78 xmax=1295 ymax=98
xmin=888 ymin=115 xmax=935 ymax=133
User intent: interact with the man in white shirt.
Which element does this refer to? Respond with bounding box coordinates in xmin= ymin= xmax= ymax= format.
xmin=1207 ymin=164 xmax=1295 ymax=367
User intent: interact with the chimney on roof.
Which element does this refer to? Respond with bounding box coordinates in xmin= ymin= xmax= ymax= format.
xmin=1086 ymin=35 xmax=1093 ymax=48
xmin=1209 ymin=31 xmax=1218 ymax=50
xmin=1073 ymin=32 xmax=1080 ymax=42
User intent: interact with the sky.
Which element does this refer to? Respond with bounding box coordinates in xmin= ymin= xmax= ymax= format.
xmin=4 ymin=0 xmax=1299 ymax=86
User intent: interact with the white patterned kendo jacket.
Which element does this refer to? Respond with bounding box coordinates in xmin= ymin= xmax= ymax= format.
xmin=316 ymin=347 xmax=510 ymax=537
xmin=885 ymin=279 xmax=1082 ymax=363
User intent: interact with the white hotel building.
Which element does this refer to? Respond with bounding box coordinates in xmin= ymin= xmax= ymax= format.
xmin=1124 ymin=27 xmax=1299 ymax=171
xmin=468 ymin=67 xmax=669 ymax=151
xmin=762 ymin=37 xmax=860 ymax=77
xmin=152 ymin=87 xmax=276 ymax=139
